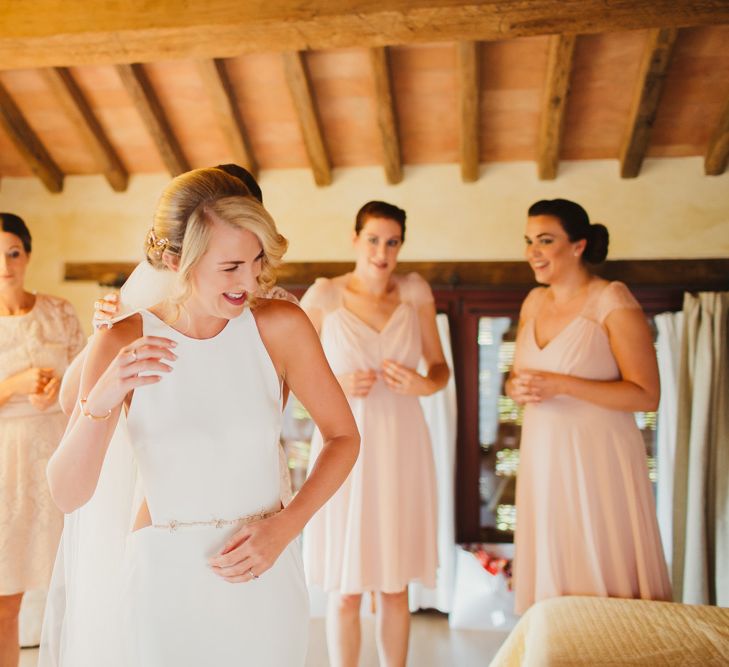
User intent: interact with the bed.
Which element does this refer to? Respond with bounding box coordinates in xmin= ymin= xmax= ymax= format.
xmin=489 ymin=595 xmax=729 ymax=666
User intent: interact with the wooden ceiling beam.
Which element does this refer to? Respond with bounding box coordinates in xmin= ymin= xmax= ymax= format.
xmin=116 ymin=63 xmax=189 ymax=176
xmin=197 ymin=59 xmax=258 ymax=178
xmin=704 ymin=94 xmax=729 ymax=176
xmin=369 ymin=46 xmax=402 ymax=185
xmin=1 ymin=1 xmax=726 ymax=69
xmin=65 ymin=259 xmax=729 ymax=292
xmin=458 ymin=41 xmax=480 ymax=183
xmin=0 ymin=80 xmax=63 ymax=192
xmin=619 ymin=28 xmax=678 ymax=178
xmin=537 ymin=34 xmax=576 ymax=180
xmin=43 ymin=67 xmax=128 ymax=191
xmin=282 ymin=51 xmax=331 ymax=187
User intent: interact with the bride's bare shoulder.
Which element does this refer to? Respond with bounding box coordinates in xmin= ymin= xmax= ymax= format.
xmin=252 ymin=298 xmax=306 ymax=326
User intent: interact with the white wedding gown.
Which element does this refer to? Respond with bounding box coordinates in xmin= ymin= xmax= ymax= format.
xmin=120 ymin=307 xmax=309 ymax=665
xmin=40 ymin=301 xmax=309 ymax=666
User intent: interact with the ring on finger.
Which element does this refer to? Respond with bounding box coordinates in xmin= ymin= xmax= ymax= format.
xmin=248 ymin=569 xmax=258 ymax=580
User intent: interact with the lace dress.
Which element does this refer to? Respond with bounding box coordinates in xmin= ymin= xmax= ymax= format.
xmin=0 ymin=295 xmax=84 ymax=594
xmin=513 ymin=280 xmax=672 ymax=614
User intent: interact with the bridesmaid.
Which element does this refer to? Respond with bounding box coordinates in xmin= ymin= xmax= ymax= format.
xmin=0 ymin=213 xmax=84 ymax=667
xmin=301 ymin=201 xmax=449 ymax=667
xmin=506 ymin=198 xmax=671 ymax=614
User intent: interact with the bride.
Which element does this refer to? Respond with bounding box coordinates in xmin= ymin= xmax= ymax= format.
xmin=42 ymin=167 xmax=359 ymax=666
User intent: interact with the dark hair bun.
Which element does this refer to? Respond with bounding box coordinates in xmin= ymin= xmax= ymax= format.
xmin=584 ymin=223 xmax=609 ymax=264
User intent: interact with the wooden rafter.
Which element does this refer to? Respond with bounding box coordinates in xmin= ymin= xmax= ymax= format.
xmin=458 ymin=41 xmax=480 ymax=182
xmin=116 ymin=63 xmax=189 ymax=176
xmin=1 ymin=1 xmax=727 ymax=69
xmin=705 ymin=94 xmax=729 ymax=176
xmin=282 ymin=51 xmax=331 ymax=187
xmin=43 ymin=67 xmax=128 ymax=191
xmin=197 ymin=59 xmax=258 ymax=177
xmin=65 ymin=258 xmax=729 ymax=291
xmin=620 ymin=28 xmax=678 ymax=178
xmin=537 ymin=34 xmax=576 ymax=180
xmin=369 ymin=46 xmax=402 ymax=185
xmin=0 ymin=80 xmax=63 ymax=192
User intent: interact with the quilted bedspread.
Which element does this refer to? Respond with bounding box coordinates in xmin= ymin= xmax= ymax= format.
xmin=489 ymin=595 xmax=729 ymax=666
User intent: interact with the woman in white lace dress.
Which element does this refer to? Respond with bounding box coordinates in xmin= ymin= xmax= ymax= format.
xmin=0 ymin=213 xmax=84 ymax=666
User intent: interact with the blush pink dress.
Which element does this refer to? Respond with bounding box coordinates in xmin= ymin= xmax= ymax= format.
xmin=513 ymin=280 xmax=672 ymax=614
xmin=302 ymin=273 xmax=438 ymax=594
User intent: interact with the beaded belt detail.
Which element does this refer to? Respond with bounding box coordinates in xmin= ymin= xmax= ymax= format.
xmin=152 ymin=509 xmax=279 ymax=533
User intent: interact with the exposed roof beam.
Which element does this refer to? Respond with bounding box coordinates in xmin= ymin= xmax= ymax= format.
xmin=704 ymin=94 xmax=729 ymax=176
xmin=65 ymin=258 xmax=729 ymax=291
xmin=282 ymin=51 xmax=331 ymax=187
xmin=619 ymin=28 xmax=677 ymax=178
xmin=116 ymin=63 xmax=189 ymax=176
xmin=369 ymin=46 xmax=402 ymax=185
xmin=537 ymin=34 xmax=576 ymax=180
xmin=43 ymin=67 xmax=128 ymax=191
xmin=458 ymin=41 xmax=480 ymax=182
xmin=0 ymin=80 xmax=63 ymax=192
xmin=1 ymin=1 xmax=726 ymax=69
xmin=197 ymin=59 xmax=258 ymax=178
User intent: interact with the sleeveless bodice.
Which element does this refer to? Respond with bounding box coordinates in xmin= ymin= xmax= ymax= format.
xmin=126 ymin=308 xmax=282 ymax=525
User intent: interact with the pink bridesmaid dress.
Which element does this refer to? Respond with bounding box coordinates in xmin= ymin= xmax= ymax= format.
xmin=513 ymin=280 xmax=672 ymax=614
xmin=302 ymin=272 xmax=438 ymax=594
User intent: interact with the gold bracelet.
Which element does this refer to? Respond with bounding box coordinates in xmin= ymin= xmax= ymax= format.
xmin=79 ymin=398 xmax=112 ymax=421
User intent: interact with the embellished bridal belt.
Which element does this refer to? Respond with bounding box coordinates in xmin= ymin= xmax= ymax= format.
xmin=151 ymin=508 xmax=279 ymax=533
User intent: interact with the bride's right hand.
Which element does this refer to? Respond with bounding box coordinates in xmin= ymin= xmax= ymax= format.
xmin=93 ymin=293 xmax=121 ymax=329
xmin=81 ymin=336 xmax=177 ymax=416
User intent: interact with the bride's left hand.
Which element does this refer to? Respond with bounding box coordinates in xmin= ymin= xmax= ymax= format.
xmin=208 ymin=512 xmax=297 ymax=583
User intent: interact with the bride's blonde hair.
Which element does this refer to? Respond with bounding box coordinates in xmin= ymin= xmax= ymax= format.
xmin=145 ymin=168 xmax=288 ymax=308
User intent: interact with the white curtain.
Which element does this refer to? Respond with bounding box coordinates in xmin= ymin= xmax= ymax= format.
xmin=672 ymin=292 xmax=729 ymax=606
xmin=410 ymin=314 xmax=458 ymax=613
xmin=654 ymin=311 xmax=683 ymax=572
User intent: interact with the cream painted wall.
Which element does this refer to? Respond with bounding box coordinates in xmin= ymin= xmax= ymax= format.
xmin=1 ymin=157 xmax=727 ymax=332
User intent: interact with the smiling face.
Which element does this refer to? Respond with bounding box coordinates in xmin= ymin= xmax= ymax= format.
xmin=524 ymin=215 xmax=586 ymax=285
xmin=186 ymin=217 xmax=264 ymax=320
xmin=353 ymin=216 xmax=403 ymax=279
xmin=0 ymin=231 xmax=30 ymax=293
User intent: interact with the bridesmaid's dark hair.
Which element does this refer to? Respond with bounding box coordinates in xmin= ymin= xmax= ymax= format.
xmin=355 ymin=201 xmax=407 ymax=242
xmin=0 ymin=213 xmax=32 ymax=253
xmin=528 ymin=199 xmax=608 ymax=264
xmin=215 ymin=164 xmax=263 ymax=204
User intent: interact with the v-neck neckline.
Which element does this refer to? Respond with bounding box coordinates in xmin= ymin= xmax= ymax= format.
xmin=338 ymin=301 xmax=407 ymax=335
xmin=531 ymin=280 xmax=600 ymax=351
xmin=336 ymin=272 xmax=405 ymax=335
xmin=530 ymin=315 xmax=584 ymax=351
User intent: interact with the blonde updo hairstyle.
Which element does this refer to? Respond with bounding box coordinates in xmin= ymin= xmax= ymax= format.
xmin=145 ymin=167 xmax=288 ymax=309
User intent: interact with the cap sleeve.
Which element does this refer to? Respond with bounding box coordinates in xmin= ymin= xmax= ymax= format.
xmin=398 ymin=272 xmax=434 ymax=307
xmin=596 ymin=281 xmax=642 ymax=324
xmin=519 ymin=287 xmax=547 ymax=323
xmin=52 ymin=297 xmax=86 ymax=362
xmin=300 ymin=278 xmax=342 ymax=315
